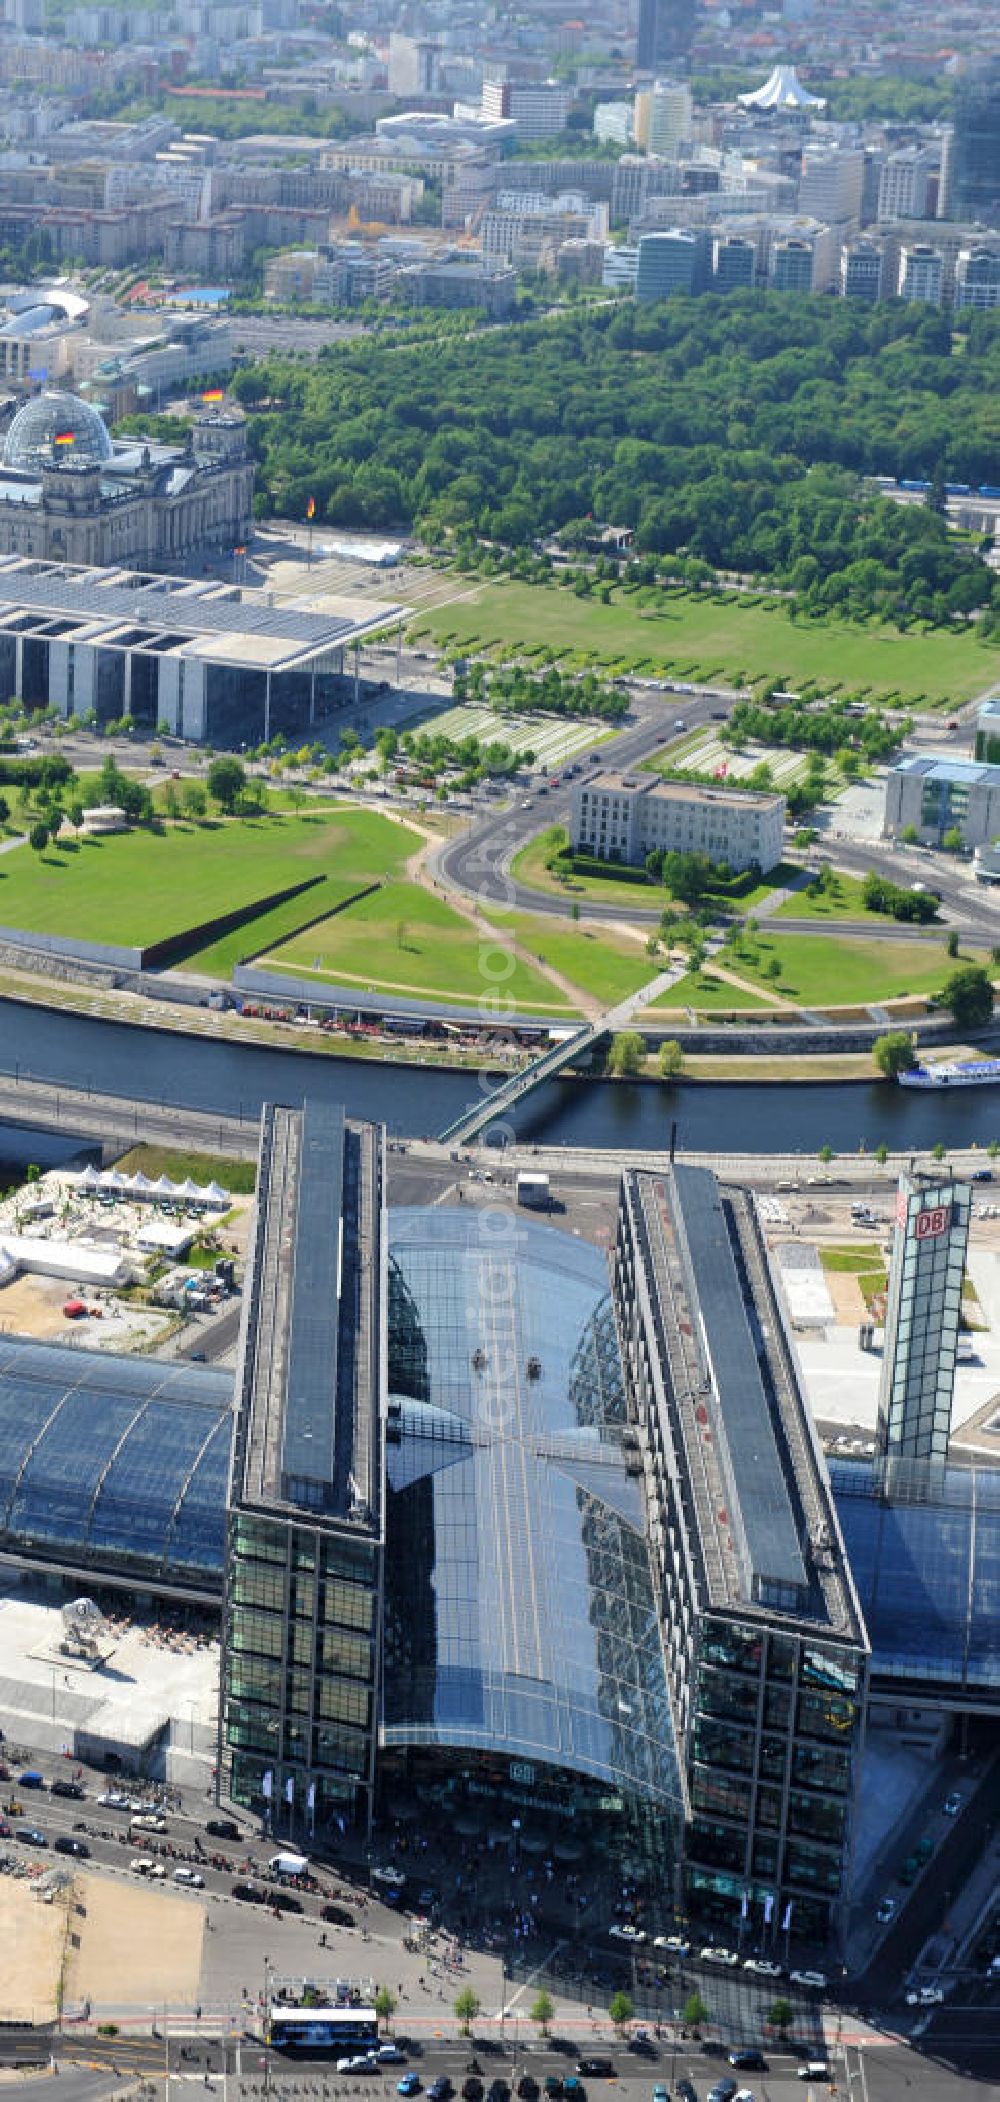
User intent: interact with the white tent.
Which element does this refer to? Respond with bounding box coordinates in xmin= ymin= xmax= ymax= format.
xmin=178 ymin=1178 xmax=202 ymax=1201
xmin=203 ymin=1182 xmax=228 ymax=1205
xmin=153 ymin=1175 xmax=177 ymax=1197
xmin=77 ymin=1165 xmax=100 ymax=1189
xmin=739 ymin=63 xmax=826 ymax=110
xmin=100 ymin=1169 xmax=128 ymax=1193
xmin=130 ymin=1172 xmax=153 ymax=1194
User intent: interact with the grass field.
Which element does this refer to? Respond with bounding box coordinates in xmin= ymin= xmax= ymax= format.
xmin=729 ymin=930 xmax=969 ymax=1007
xmin=486 ymin=909 xmax=659 ymax=1006
xmin=773 ymin=871 xmax=876 ymax=922
xmin=511 ymin=828 xmax=663 ymax=907
xmin=413 ymin=576 xmax=997 ymax=706
xmin=0 ymin=809 xmax=420 ymax=951
xmin=263 ymin=880 xmax=573 ymax=1011
xmin=648 ymin=968 xmax=777 ymax=1012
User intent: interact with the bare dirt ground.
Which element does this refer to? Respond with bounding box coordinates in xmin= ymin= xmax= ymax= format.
xmin=64 ymin=1874 xmax=205 ymax=2013
xmin=0 ymin=1877 xmax=68 ymax=2022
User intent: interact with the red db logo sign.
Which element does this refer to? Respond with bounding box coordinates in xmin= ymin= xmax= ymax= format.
xmin=915 ymin=1206 xmax=950 ymax=1240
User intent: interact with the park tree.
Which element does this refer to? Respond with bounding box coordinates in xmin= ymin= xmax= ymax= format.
xmin=207 ymin=756 xmax=247 ymax=812
xmin=374 ymin=1988 xmax=397 ymax=2031
xmin=608 ymin=1992 xmax=634 ymax=2036
xmin=875 ymin=1141 xmax=889 ymax=1164
xmin=942 ymin=963 xmax=994 ymax=1030
xmin=608 ymin=1030 xmax=645 ymax=1077
xmin=683 ymin=1992 xmax=708 ymax=2034
xmin=29 ymin=820 xmax=49 ymax=854
xmin=873 ymin=1031 xmax=916 ymax=1079
xmin=942 ymin=826 xmax=965 ymax=853
xmin=530 ymin=1991 xmax=555 ymax=2037
xmin=818 ymin=1142 xmax=834 ymax=1164
xmin=946 ymin=930 xmax=960 ymax=957
xmin=182 ymin=781 xmax=207 ymax=821
xmin=658 ymin=1039 xmax=685 ymax=1079
xmin=769 ymin=1999 xmax=793 ymax=2038
xmin=0 ymin=792 xmax=10 ymax=828
xmin=454 ymin=1988 xmax=481 ymax=2036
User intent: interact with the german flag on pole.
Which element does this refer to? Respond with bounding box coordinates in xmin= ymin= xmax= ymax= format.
xmin=54 ymin=430 xmax=75 ymax=446
xmin=201 ymin=387 xmax=224 ymax=403
xmin=306 ymin=496 xmax=316 ymax=520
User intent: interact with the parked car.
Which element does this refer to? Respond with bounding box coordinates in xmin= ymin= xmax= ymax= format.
xmin=172 ymin=1867 xmax=205 ymax=1887
xmin=609 ymin=1924 xmax=646 ymax=1943
xmin=206 ymin=1817 xmax=240 ymax=1840
xmin=905 ymin=1986 xmax=944 ymax=2007
xmin=876 ymin=1897 xmax=898 ymax=1925
xmin=378 ymin=2047 xmax=406 ymax=2065
xmin=677 ymin=2082 xmax=698 ymax=2102
xmin=655 ymin=1935 xmax=691 ymax=1956
xmin=428 ymin=2081 xmax=452 ymax=2101
xmin=397 ymin=2078 xmax=421 ymax=2098
xmin=487 ymin=2082 xmax=510 ymax=2102
xmin=231 ymin=1881 xmax=266 ymax=1904
xmin=789 ymin=1971 xmax=828 ymax=1991
xmin=701 ymin=1946 xmax=739 ymax=1967
xmin=98 ymin=1791 xmax=131 ymax=1809
xmin=54 ymin=1836 xmax=89 ymax=1858
xmin=943 ymin=1793 xmax=962 ymax=1817
xmin=321 ymin=1902 xmax=356 ymax=1927
xmin=742 ymin=1959 xmax=782 ymax=1978
xmin=576 ymin=2064 xmax=615 ymax=2080
xmin=18 ymin=1771 xmax=45 ymax=1790
xmin=728 ymin=2055 xmax=766 ymax=2073
xmin=19 ymin=1828 xmax=47 ymax=1847
xmin=544 ymin=2080 xmax=563 ymax=2098
xmin=707 ymin=2080 xmax=737 ymax=2102
xmin=796 ymin=2067 xmax=828 ymax=2083
xmin=517 ymin=2079 xmax=539 ymax=2100
xmin=50 ymin=1780 xmax=85 ymax=1799
xmin=463 ymin=2082 xmax=483 ymax=2101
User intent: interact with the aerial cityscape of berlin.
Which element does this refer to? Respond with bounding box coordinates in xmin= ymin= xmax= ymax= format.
xmin=0 ymin=3 xmax=997 ymax=2101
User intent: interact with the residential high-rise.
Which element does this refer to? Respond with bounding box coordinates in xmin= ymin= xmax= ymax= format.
xmin=875 ymin=1173 xmax=972 ymax=1473
xmin=770 ymin=236 xmax=814 ymax=291
xmin=877 ymin=147 xmax=938 ymax=225
xmin=840 ymin=238 xmax=882 ymax=300
xmin=945 ymin=61 xmax=1000 ymax=228
xmin=636 ymin=77 xmax=693 ymax=156
xmin=798 ymin=145 xmax=863 ymax=227
xmin=897 ymin=242 xmax=944 ymax=305
xmin=955 ymin=245 xmax=1000 ymax=310
xmin=636 ymin=0 xmax=697 ymax=74
xmin=636 ymin=226 xmax=706 ymax=299
xmin=714 ymin=233 xmax=755 ymax=290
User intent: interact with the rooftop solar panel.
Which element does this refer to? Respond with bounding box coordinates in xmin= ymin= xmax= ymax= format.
xmin=281 ymin=1100 xmax=345 ymax=1496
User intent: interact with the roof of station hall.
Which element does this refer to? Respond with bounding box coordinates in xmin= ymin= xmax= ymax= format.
xmin=0 ymin=1337 xmax=232 ymax=1589
xmin=383 ymin=1206 xmax=682 ymax=1809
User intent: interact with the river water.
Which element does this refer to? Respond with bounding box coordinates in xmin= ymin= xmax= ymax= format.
xmin=1 ymin=999 xmax=998 ymax=1156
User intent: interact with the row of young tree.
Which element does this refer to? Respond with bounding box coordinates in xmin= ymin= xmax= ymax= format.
xmin=232 ymin=296 xmax=1000 ymax=625
xmin=453 ymin=661 xmax=629 ymax=723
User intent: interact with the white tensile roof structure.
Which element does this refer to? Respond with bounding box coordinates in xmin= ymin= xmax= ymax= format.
xmin=739 ymin=64 xmax=826 ymax=111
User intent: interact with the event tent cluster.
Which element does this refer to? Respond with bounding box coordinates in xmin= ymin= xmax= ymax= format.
xmin=73 ymin=1166 xmax=230 ymax=1208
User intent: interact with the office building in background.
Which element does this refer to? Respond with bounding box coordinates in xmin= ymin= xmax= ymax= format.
xmin=876 ymin=1173 xmax=972 ymax=1473
xmin=636 ymin=0 xmax=697 ymax=74
xmin=944 ymin=60 xmax=1000 ymax=227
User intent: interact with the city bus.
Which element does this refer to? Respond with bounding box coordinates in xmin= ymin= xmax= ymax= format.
xmin=267 ymin=2008 xmax=379 ymax=2055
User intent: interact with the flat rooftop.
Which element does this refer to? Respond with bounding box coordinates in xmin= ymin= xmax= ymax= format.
xmin=0 ymin=557 xmax=407 ymax=674
xmin=629 ymin=1166 xmax=864 ymax=1645
xmin=584 ymin=769 xmax=783 ymax=812
xmin=233 ymin=1103 xmax=383 ymax=1535
xmin=892 ymin=752 xmax=1000 ymax=787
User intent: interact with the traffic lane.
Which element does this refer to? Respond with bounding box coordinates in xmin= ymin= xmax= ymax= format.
xmin=853 ymin=1757 xmax=1000 ymax=2009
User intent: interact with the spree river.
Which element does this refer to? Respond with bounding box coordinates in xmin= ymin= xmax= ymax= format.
xmin=0 ymin=998 xmax=998 ymax=1157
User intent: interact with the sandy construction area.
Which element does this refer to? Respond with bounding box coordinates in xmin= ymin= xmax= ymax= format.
xmin=0 ymin=1877 xmax=68 ymax=2022
xmin=64 ymin=1874 xmax=205 ymax=2012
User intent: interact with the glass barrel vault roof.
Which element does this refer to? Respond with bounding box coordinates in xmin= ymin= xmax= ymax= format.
xmin=830 ymin=1457 xmax=1000 ymax=1693
xmin=0 ymin=1338 xmax=231 ymax=1586
xmin=383 ymin=1208 xmax=680 ymax=1810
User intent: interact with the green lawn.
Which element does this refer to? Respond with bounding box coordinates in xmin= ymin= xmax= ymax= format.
xmin=729 ymin=930 xmax=970 ymax=1007
xmin=487 ymin=909 xmax=661 ymax=1006
xmin=416 ymin=577 xmax=997 ymax=706
xmin=649 ymin=968 xmax=777 ymax=1012
xmin=0 ymin=808 xmax=420 ymax=952
xmin=511 ymin=828 xmax=664 ymax=908
xmin=263 ymin=880 xmax=573 ymax=1011
xmin=773 ymin=871 xmax=879 ymax=922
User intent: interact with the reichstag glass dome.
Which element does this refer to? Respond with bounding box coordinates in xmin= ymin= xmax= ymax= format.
xmin=3 ymin=392 xmax=113 ymax=473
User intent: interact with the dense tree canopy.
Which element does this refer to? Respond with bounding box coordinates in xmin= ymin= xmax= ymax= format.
xmin=234 ymin=296 xmax=1000 ymax=620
